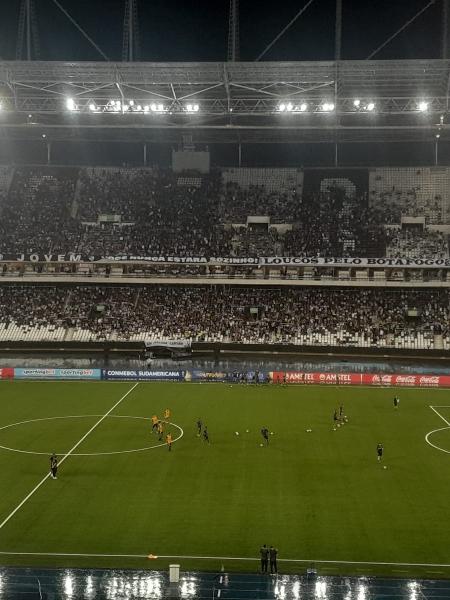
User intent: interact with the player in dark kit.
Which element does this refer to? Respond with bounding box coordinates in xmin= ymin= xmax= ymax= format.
xmin=196 ymin=418 xmax=202 ymax=437
xmin=393 ymin=396 xmax=400 ymax=409
xmin=203 ymin=426 xmax=210 ymax=443
xmin=50 ymin=453 xmax=58 ymax=479
xmin=261 ymin=427 xmax=269 ymax=445
xmin=377 ymin=443 xmax=384 ymax=462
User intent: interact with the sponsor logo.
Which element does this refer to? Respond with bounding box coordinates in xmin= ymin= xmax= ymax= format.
xmin=395 ymin=376 xmax=416 ymax=384
xmin=419 ymin=376 xmax=440 ymax=385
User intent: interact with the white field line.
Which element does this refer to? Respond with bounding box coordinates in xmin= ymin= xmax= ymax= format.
xmin=430 ymin=405 xmax=450 ymax=426
xmin=0 ymin=382 xmax=139 ymax=532
xmin=0 ymin=551 xmax=449 ymax=569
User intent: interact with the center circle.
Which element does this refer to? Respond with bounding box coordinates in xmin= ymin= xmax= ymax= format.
xmin=425 ymin=426 xmax=450 ymax=455
xmin=0 ymin=415 xmax=184 ymax=456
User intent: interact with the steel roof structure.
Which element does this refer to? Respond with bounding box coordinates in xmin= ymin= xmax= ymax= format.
xmin=1 ymin=59 xmax=450 ymax=144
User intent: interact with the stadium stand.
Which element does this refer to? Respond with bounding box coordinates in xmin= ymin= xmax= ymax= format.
xmin=0 ymin=285 xmax=447 ymax=350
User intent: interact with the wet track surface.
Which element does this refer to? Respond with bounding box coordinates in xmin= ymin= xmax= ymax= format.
xmin=0 ymin=568 xmax=449 ymax=600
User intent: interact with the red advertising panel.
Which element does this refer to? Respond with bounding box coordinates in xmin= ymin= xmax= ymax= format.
xmin=270 ymin=371 xmax=450 ymax=388
xmin=0 ymin=368 xmax=14 ymax=379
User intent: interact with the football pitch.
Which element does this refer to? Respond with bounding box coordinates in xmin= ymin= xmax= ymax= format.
xmin=0 ymin=380 xmax=449 ymax=578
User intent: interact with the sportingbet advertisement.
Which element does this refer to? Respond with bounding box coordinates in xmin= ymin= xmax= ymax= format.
xmin=14 ymin=368 xmax=101 ymax=380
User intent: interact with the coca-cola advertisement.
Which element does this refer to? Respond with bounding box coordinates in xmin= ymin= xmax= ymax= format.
xmin=270 ymin=371 xmax=450 ymax=388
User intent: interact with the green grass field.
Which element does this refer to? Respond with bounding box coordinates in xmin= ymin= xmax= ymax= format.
xmin=0 ymin=380 xmax=449 ymax=578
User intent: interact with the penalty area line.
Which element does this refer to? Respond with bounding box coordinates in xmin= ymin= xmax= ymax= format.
xmin=0 ymin=382 xmax=139 ymax=532
xmin=430 ymin=405 xmax=450 ymax=427
xmin=0 ymin=551 xmax=449 ymax=569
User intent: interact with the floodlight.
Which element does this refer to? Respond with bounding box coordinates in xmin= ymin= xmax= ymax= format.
xmin=157 ymin=103 xmax=164 ymax=112
xmin=129 ymin=100 xmax=134 ymax=106
xmin=136 ymin=105 xmax=142 ymax=111
xmin=278 ymin=103 xmax=286 ymax=112
xmin=353 ymin=99 xmax=360 ymax=107
xmin=89 ymin=103 xmax=97 ymax=112
xmin=186 ymin=104 xmax=193 ymax=112
xmin=299 ymin=103 xmax=308 ymax=112
xmin=193 ymin=104 xmax=199 ymax=112
xmin=123 ymin=104 xmax=129 ymax=111
xmin=66 ymin=98 xmax=75 ymax=111
xmin=286 ymin=102 xmax=294 ymax=112
xmin=150 ymin=103 xmax=157 ymax=112
xmin=143 ymin=105 xmax=150 ymax=113
xmin=322 ymin=102 xmax=335 ymax=111
xmin=418 ymin=101 xmax=428 ymax=112
xmin=366 ymin=102 xmax=375 ymax=111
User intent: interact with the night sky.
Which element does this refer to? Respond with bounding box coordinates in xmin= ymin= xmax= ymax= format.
xmin=0 ymin=0 xmax=444 ymax=62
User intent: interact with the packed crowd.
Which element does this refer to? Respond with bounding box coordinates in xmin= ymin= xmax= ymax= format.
xmin=0 ymin=285 xmax=448 ymax=348
xmin=0 ymin=166 xmax=448 ymax=259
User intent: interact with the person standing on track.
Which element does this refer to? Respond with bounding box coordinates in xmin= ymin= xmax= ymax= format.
xmin=269 ymin=546 xmax=278 ymax=574
xmin=260 ymin=544 xmax=269 ymax=573
xmin=50 ymin=453 xmax=58 ymax=479
xmin=393 ymin=396 xmax=400 ymax=409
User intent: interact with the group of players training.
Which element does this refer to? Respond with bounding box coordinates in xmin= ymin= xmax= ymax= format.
xmin=47 ymin=394 xmax=401 ymax=478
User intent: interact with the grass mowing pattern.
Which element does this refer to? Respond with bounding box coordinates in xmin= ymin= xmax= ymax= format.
xmin=0 ymin=381 xmax=449 ymax=577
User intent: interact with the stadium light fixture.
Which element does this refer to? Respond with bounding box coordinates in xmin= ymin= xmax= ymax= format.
xmin=286 ymin=102 xmax=294 ymax=112
xmin=122 ymin=104 xmax=129 ymax=112
xmin=143 ymin=105 xmax=150 ymax=113
xmin=136 ymin=105 xmax=142 ymax=112
xmin=299 ymin=103 xmax=308 ymax=112
xmin=353 ymin=99 xmax=360 ymax=107
xmin=129 ymin=100 xmax=135 ymax=107
xmin=89 ymin=103 xmax=98 ymax=112
xmin=186 ymin=104 xmax=199 ymax=113
xmin=322 ymin=102 xmax=335 ymax=112
xmin=366 ymin=102 xmax=375 ymax=111
xmin=278 ymin=103 xmax=286 ymax=112
xmin=66 ymin=98 xmax=76 ymax=111
xmin=418 ymin=101 xmax=428 ymax=112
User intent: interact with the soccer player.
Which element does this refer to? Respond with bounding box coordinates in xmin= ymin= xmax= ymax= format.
xmin=196 ymin=418 xmax=203 ymax=437
xmin=261 ymin=426 xmax=269 ymax=446
xmin=339 ymin=404 xmax=344 ymax=419
xmin=151 ymin=414 xmax=159 ymax=433
xmin=166 ymin=432 xmax=173 ymax=451
xmin=50 ymin=453 xmax=58 ymax=479
xmin=164 ymin=408 xmax=171 ymax=420
xmin=333 ymin=409 xmax=339 ymax=426
xmin=269 ymin=546 xmax=278 ymax=574
xmin=377 ymin=443 xmax=384 ymax=462
xmin=393 ymin=396 xmax=400 ymax=409
xmin=203 ymin=426 xmax=210 ymax=443
xmin=157 ymin=420 xmax=164 ymax=441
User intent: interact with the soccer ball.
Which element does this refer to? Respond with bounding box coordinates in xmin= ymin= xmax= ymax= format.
xmin=235 ymin=431 xmax=239 ymax=436
xmin=306 ymin=429 xmax=312 ymax=433
xmin=260 ymin=443 xmax=264 ymax=447
xmin=383 ymin=466 xmax=387 ymax=470
xmin=246 ymin=429 xmax=249 ymax=433
xmin=270 ymin=431 xmax=274 ymax=435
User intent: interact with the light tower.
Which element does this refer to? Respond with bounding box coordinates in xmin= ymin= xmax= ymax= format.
xmin=227 ymin=0 xmax=240 ymax=61
xmin=16 ymin=0 xmax=40 ymax=60
xmin=122 ymin=0 xmax=140 ymax=61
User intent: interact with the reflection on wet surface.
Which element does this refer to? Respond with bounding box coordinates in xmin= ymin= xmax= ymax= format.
xmin=0 ymin=568 xmax=449 ymax=600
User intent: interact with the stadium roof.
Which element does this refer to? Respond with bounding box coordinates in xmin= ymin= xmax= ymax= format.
xmin=0 ymin=59 xmax=449 ymax=144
